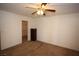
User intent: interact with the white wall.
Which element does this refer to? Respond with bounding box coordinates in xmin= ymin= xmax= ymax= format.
xmin=32 ymin=13 xmax=79 ymax=51
xmin=0 ymin=10 xmax=31 ymax=50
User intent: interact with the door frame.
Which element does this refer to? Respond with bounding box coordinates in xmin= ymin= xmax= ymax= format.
xmin=0 ymin=32 xmax=1 ymax=50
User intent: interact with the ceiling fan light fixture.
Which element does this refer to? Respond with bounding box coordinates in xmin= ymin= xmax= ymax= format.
xmin=37 ymin=10 xmax=44 ymax=15
xmin=42 ymin=5 xmax=45 ymax=8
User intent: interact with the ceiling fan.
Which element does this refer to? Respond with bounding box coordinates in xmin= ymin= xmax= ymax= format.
xmin=25 ymin=3 xmax=56 ymax=16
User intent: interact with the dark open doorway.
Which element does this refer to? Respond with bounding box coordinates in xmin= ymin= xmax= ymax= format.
xmin=22 ymin=21 xmax=28 ymax=43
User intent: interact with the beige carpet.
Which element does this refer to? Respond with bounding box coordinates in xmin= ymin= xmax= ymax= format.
xmin=0 ymin=41 xmax=79 ymax=56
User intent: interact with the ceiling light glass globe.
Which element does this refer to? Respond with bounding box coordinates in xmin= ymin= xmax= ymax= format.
xmin=37 ymin=10 xmax=43 ymax=15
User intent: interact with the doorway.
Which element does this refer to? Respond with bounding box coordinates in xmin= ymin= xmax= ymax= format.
xmin=22 ymin=21 xmax=28 ymax=43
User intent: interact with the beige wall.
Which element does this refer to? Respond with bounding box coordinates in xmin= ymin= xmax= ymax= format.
xmin=31 ymin=13 xmax=79 ymax=51
xmin=0 ymin=10 xmax=31 ymax=50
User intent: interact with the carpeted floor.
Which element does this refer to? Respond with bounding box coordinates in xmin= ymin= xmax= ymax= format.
xmin=0 ymin=41 xmax=79 ymax=56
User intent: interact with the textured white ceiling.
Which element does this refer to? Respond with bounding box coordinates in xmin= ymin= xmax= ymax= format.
xmin=0 ymin=3 xmax=79 ymax=17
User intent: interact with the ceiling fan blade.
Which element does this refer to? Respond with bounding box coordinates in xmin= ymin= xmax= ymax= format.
xmin=41 ymin=3 xmax=47 ymax=6
xmin=46 ymin=9 xmax=56 ymax=12
xmin=25 ymin=6 xmax=38 ymax=9
xmin=32 ymin=11 xmax=37 ymax=15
